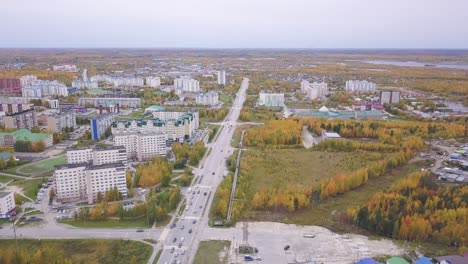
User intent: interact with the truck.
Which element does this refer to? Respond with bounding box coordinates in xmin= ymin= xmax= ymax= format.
xmin=244 ymin=255 xmax=254 ymax=261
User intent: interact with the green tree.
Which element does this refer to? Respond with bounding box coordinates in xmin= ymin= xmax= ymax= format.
xmin=0 ymin=158 xmax=7 ymax=171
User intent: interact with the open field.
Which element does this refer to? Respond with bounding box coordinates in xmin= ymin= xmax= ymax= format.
xmin=0 ymin=175 xmax=15 ymax=183
xmin=231 ymin=124 xmax=258 ymax=147
xmin=219 ymin=93 xmax=234 ymax=106
xmin=240 ymin=149 xmax=385 ymax=191
xmin=63 ymin=218 xmax=151 ymax=228
xmin=245 ymin=160 xmax=432 ymax=228
xmin=18 ymin=155 xmax=66 ymax=175
xmin=0 ymin=239 xmax=152 ymax=264
xmin=11 ymin=178 xmax=44 ymax=200
xmin=193 ymin=240 xmax=231 ymax=264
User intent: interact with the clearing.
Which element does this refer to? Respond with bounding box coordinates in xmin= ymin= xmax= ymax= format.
xmin=193 ymin=240 xmax=231 ymax=264
xmin=18 ymin=155 xmax=66 ymax=175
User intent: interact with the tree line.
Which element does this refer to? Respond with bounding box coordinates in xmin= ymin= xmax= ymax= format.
xmin=345 ymin=171 xmax=468 ymax=254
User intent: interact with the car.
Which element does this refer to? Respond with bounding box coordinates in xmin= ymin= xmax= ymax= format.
xmin=204 ymin=192 xmax=207 ymax=196
xmin=199 ymin=205 xmax=202 ymax=209
xmin=136 ymin=229 xmax=144 ymax=232
xmin=212 ymin=172 xmax=215 ymax=175
xmin=173 ymin=237 xmax=177 ymax=243
xmin=188 ymin=229 xmax=192 ymax=234
xmin=185 ymin=206 xmax=189 ymax=210
xmin=192 ymin=191 xmax=196 ymax=195
xmin=180 ymin=237 xmax=185 ymax=242
xmin=171 ymin=260 xmax=176 ymax=264
xmin=194 ymin=211 xmax=197 ymax=214
xmin=175 ymin=252 xmax=179 ymax=257
xmin=284 ymin=245 xmax=290 ymax=251
xmin=189 ymin=202 xmax=193 ymax=205
xmin=170 ymin=223 xmax=176 ymax=229
xmin=170 ymin=247 xmax=175 ymax=253
xmin=180 ymin=225 xmax=184 ymax=230
xmin=192 ymin=220 xmax=197 ymax=224
xmin=178 ymin=242 xmax=182 ymax=248
xmin=182 ymin=249 xmax=186 ymax=255
xmin=197 ymin=190 xmax=200 ymax=194
xmin=191 ymin=196 xmax=194 ymax=200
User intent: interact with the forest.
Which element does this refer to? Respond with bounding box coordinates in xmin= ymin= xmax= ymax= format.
xmin=133 ymin=157 xmax=172 ymax=187
xmin=345 ymin=171 xmax=468 ymax=254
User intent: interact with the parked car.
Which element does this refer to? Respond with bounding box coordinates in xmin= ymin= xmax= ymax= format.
xmin=284 ymin=245 xmax=290 ymax=251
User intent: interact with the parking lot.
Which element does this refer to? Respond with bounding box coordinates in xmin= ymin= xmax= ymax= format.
xmin=201 ymin=222 xmax=404 ymax=264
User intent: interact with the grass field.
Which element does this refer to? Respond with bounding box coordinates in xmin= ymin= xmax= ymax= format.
xmin=11 ymin=178 xmax=44 ymax=200
xmin=193 ymin=240 xmax=231 ymax=264
xmin=240 ymin=149 xmax=385 ymax=192
xmin=63 ymin=218 xmax=151 ymax=228
xmin=0 ymin=174 xmax=15 ymax=183
xmin=18 ymin=155 xmax=66 ymax=175
xmin=230 ymin=124 xmax=257 ymax=147
xmin=0 ymin=239 xmax=152 ymax=264
xmin=219 ymin=94 xmax=234 ymax=106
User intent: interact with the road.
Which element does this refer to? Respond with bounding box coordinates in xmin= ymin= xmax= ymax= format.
xmin=156 ymin=78 xmax=249 ymax=264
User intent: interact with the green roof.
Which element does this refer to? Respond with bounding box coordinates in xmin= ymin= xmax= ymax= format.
xmin=145 ymin=105 xmax=166 ymax=111
xmin=386 ymin=257 xmax=409 ymax=264
xmin=0 ymin=129 xmax=51 ymax=143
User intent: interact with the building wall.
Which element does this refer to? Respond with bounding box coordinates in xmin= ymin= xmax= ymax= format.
xmin=0 ymin=78 xmax=21 ymax=94
xmin=0 ymin=192 xmax=16 ymax=217
xmin=78 ymin=98 xmax=141 ymax=108
xmin=4 ymin=110 xmax=37 ymax=130
xmin=114 ymin=133 xmax=166 ymax=161
xmin=258 ymin=92 xmax=285 ymax=107
xmin=217 ymin=71 xmax=226 ymax=85
xmin=91 ymin=114 xmax=115 ymax=141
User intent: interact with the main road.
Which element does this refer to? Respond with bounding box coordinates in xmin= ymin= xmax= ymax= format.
xmin=157 ymin=78 xmax=249 ymax=264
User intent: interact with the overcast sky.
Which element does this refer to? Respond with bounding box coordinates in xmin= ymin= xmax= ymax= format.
xmin=2 ymin=0 xmax=467 ymax=49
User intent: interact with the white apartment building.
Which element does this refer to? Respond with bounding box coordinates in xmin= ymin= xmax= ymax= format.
xmin=0 ymin=192 xmax=16 ymax=218
xmin=300 ymin=81 xmax=328 ymax=100
xmin=258 ymin=91 xmax=285 ymax=107
xmin=54 ymin=162 xmax=127 ymax=204
xmin=53 ymin=64 xmax=78 ymax=72
xmin=89 ymin=75 xmax=144 ymax=87
xmin=112 ymin=112 xmax=198 ymax=145
xmin=46 ymin=111 xmax=76 ymax=133
xmin=345 ymin=80 xmax=376 ymax=92
xmin=196 ymin=92 xmax=219 ymax=105
xmin=72 ymin=80 xmax=99 ymax=89
xmin=114 ymin=132 xmax=166 ymax=161
xmin=174 ymin=77 xmax=200 ymax=93
xmin=22 ymin=80 xmax=69 ymax=97
xmin=146 ymin=76 xmax=161 ymax=88
xmin=66 ymin=145 xmax=127 ymax=166
xmin=20 ymin=75 xmax=37 ymax=87
xmin=217 ymin=71 xmax=226 ymax=85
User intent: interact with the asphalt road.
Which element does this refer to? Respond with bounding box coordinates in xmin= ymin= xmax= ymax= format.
xmin=157 ymin=78 xmax=249 ymax=264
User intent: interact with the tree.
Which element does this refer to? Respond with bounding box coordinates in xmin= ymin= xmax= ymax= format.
xmin=130 ymin=255 xmax=138 ymax=264
xmin=49 ymin=187 xmax=56 ymax=201
xmin=31 ymin=126 xmax=41 ymax=133
xmin=97 ymin=191 xmax=103 ymax=203
xmin=161 ymin=175 xmax=171 ymax=187
xmin=0 ymin=158 xmax=6 ymax=171
xmin=125 ymin=170 xmax=133 ymax=188
xmin=7 ymin=156 xmax=16 ymax=167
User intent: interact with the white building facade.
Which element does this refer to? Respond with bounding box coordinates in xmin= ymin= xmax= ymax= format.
xmin=46 ymin=111 xmax=76 ymax=133
xmin=217 ymin=71 xmax=226 ymax=85
xmin=0 ymin=192 xmax=16 ymax=218
xmin=146 ymin=76 xmax=161 ymax=88
xmin=345 ymin=80 xmax=376 ymax=92
xmin=72 ymin=80 xmax=99 ymax=89
xmin=113 ymin=132 xmax=167 ymax=161
xmin=196 ymin=92 xmax=219 ymax=105
xmin=258 ymin=92 xmax=285 ymax=107
xmin=66 ymin=145 xmax=127 ymax=166
xmin=300 ymin=81 xmax=328 ymax=100
xmin=174 ymin=77 xmax=200 ymax=93
xmin=22 ymin=80 xmax=69 ymax=97
xmin=20 ymin=75 xmax=37 ymax=87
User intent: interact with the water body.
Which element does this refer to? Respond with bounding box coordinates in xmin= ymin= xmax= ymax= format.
xmin=358 ymin=60 xmax=468 ymax=70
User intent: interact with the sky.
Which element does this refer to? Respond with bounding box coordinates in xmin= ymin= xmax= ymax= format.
xmin=2 ymin=0 xmax=468 ymax=49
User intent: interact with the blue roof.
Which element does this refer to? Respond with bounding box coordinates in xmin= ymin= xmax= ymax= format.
xmin=357 ymin=258 xmax=382 ymax=264
xmin=0 ymin=152 xmax=12 ymax=159
xmin=415 ymin=257 xmax=432 ymax=264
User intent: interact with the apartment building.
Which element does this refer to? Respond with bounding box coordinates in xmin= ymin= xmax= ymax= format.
xmin=300 ymin=81 xmax=328 ymax=100
xmin=380 ymin=91 xmax=401 ymax=105
xmin=20 ymin=75 xmax=37 ymax=87
xmin=78 ymin=97 xmax=141 ymax=108
xmin=345 ymin=80 xmax=376 ymax=92
xmin=66 ymin=145 xmax=127 ymax=166
xmin=0 ymin=103 xmax=33 ymax=114
xmin=112 ymin=112 xmax=198 ymax=145
xmin=55 ymin=145 xmax=128 ymax=204
xmin=174 ymin=77 xmax=200 ymax=93
xmin=114 ymin=132 xmax=166 ymax=161
xmin=217 ymin=71 xmax=226 ymax=85
xmin=146 ymin=76 xmax=161 ymax=88
xmin=258 ymin=91 xmax=285 ymax=107
xmin=196 ymin=92 xmax=219 ymax=105
xmin=72 ymin=80 xmax=99 ymax=89
xmin=0 ymin=78 xmax=21 ymax=94
xmin=3 ymin=109 xmax=37 ymax=130
xmin=46 ymin=111 xmax=76 ymax=133
xmin=54 ymin=162 xmax=127 ymax=204
xmin=0 ymin=192 xmax=16 ymax=219
xmin=90 ymin=113 xmax=115 ymax=141
xmin=22 ymin=80 xmax=69 ymax=97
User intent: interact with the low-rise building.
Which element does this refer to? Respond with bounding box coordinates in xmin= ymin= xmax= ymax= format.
xmin=0 ymin=192 xmax=16 ymax=219
xmin=0 ymin=129 xmax=53 ymax=148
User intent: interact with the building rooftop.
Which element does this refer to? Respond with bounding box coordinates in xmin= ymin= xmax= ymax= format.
xmin=0 ymin=191 xmax=12 ymax=198
xmin=0 ymin=129 xmax=51 ymax=143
